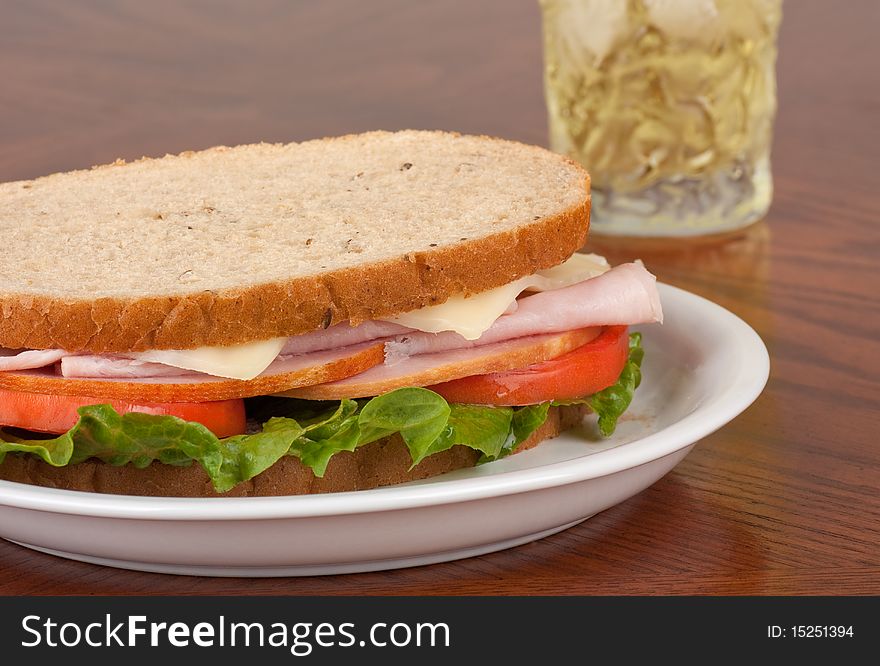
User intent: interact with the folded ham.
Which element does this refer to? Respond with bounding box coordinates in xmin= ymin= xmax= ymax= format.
xmin=1 ymin=261 xmax=662 ymax=381
xmin=280 ymin=320 xmax=410 ymax=356
xmin=60 ymin=356 xmax=200 ymax=378
xmin=384 ymin=262 xmax=662 ymax=363
xmin=277 ymin=300 xmax=524 ymax=355
xmin=0 ymin=349 xmax=67 ymax=372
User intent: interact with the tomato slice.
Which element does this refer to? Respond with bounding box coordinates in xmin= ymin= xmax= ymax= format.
xmin=427 ymin=326 xmax=629 ymax=406
xmin=0 ymin=388 xmax=246 ymax=437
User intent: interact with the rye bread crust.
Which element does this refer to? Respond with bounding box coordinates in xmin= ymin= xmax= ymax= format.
xmin=0 ymin=405 xmax=587 ymax=497
xmin=0 ymin=132 xmax=590 ymax=353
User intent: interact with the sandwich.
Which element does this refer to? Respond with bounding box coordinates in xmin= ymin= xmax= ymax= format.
xmin=0 ymin=130 xmax=662 ymax=497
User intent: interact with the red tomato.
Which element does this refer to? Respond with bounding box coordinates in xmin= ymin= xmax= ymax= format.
xmin=428 ymin=325 xmax=629 ymax=406
xmin=0 ymin=388 xmax=246 ymax=438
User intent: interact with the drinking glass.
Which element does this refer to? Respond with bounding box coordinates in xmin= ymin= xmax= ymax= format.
xmin=540 ymin=0 xmax=783 ymax=237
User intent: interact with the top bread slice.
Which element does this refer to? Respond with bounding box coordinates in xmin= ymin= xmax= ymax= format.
xmin=0 ymin=130 xmax=590 ymax=353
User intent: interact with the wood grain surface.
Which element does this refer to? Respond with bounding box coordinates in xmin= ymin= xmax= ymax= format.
xmin=1 ymin=0 xmax=878 ymax=595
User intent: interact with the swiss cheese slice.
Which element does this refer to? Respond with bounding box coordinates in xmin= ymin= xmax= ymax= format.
xmin=131 ymin=337 xmax=287 ymax=381
xmin=383 ymin=253 xmax=609 ymax=339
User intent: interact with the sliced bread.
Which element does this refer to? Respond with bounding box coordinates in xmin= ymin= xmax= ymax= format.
xmin=0 ymin=130 xmax=590 ymax=352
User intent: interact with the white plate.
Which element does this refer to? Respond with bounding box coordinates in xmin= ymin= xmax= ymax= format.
xmin=0 ymin=284 xmax=769 ymax=577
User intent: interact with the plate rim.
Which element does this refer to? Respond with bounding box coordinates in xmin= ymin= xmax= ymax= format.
xmin=0 ymin=283 xmax=769 ymax=521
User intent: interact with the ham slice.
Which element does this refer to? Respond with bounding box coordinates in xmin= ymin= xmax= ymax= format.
xmin=279 ymin=327 xmax=601 ymax=401
xmin=0 ymin=349 xmax=67 ymax=371
xmin=1 ymin=262 xmax=661 ymax=384
xmin=384 ymin=262 xmax=661 ymax=362
xmin=280 ymin=321 xmax=410 ymax=355
xmin=0 ymin=342 xmax=385 ymax=403
xmin=278 ymin=297 xmax=522 ymax=355
xmin=61 ymin=356 xmax=201 ymax=378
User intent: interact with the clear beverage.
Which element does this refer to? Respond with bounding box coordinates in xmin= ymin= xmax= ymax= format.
xmin=540 ymin=0 xmax=782 ymax=236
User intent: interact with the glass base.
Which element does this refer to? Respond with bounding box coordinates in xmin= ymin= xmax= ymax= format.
xmin=589 ymin=159 xmax=773 ymax=238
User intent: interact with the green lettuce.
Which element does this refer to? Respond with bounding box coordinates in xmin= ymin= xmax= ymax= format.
xmin=0 ymin=334 xmax=645 ymax=493
xmin=553 ymin=332 xmax=644 ymax=436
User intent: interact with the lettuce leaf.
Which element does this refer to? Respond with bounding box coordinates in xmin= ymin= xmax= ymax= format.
xmin=0 ymin=430 xmax=73 ymax=467
xmin=286 ymin=399 xmax=359 ymax=477
xmin=553 ymin=332 xmax=644 ymax=436
xmin=417 ymin=403 xmax=513 ymax=465
xmin=357 ymin=387 xmax=451 ymax=454
xmin=0 ymin=405 xmax=225 ymax=474
xmin=0 ymin=335 xmax=646 ymax=493
xmin=213 ymin=418 xmax=305 ymax=493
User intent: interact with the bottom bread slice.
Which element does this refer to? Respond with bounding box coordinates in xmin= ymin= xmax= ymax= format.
xmin=0 ymin=405 xmax=589 ymax=497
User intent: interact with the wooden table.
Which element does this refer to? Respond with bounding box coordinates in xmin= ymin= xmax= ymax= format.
xmin=1 ymin=0 xmax=877 ymax=595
